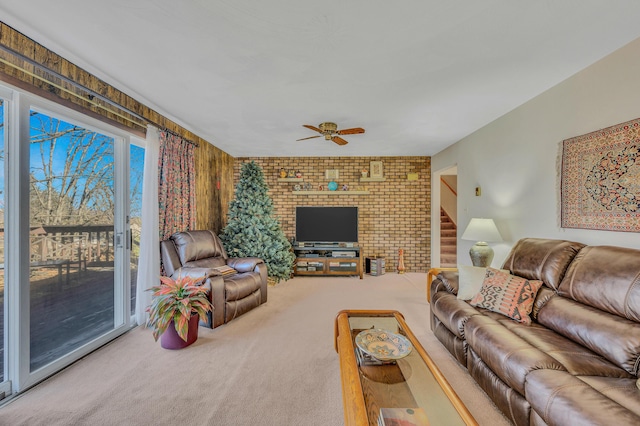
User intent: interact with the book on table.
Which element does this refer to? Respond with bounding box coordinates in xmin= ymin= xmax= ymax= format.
xmin=378 ymin=407 xmax=429 ymax=426
xmin=212 ymin=265 xmax=237 ymax=275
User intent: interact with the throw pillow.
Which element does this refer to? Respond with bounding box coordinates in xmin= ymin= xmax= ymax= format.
xmin=469 ymin=267 xmax=543 ymax=325
xmin=457 ymin=266 xmax=488 ymax=300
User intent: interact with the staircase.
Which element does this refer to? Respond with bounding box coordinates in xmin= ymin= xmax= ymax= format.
xmin=440 ymin=208 xmax=457 ymax=267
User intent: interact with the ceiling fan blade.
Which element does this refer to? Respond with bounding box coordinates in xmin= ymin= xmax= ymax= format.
xmin=296 ymin=135 xmax=322 ymax=141
xmin=331 ymin=136 xmax=349 ymax=146
xmin=302 ymin=124 xmax=322 ymax=133
xmin=337 ymin=127 xmax=365 ymax=135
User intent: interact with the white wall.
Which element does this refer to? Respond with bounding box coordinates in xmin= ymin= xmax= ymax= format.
xmin=432 ymin=37 xmax=640 ymax=267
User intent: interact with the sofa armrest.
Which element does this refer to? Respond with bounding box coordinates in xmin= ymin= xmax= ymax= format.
xmin=226 ymin=257 xmax=264 ymax=273
xmin=427 ymin=268 xmax=457 ymax=302
xmin=170 ymin=267 xmax=221 ymax=280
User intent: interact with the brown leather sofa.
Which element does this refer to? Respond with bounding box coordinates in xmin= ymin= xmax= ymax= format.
xmin=161 ymin=230 xmax=268 ymax=328
xmin=429 ymin=238 xmax=640 ymax=425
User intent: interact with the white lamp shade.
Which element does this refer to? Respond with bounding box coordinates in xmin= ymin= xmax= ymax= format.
xmin=461 ymin=218 xmax=502 ymax=243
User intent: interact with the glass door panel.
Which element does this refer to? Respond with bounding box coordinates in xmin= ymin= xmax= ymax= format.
xmin=129 ymin=144 xmax=144 ymax=315
xmin=29 ymin=110 xmax=116 ymax=371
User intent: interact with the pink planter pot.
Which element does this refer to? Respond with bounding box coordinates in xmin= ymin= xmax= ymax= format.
xmin=160 ymin=315 xmax=199 ymax=350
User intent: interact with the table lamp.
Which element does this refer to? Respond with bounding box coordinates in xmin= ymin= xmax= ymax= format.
xmin=460 ymin=218 xmax=502 ymax=267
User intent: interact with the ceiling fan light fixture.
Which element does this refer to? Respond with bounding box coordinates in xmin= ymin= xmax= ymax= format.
xmin=298 ymin=121 xmax=364 ymax=145
xmin=319 ymin=122 xmax=338 ymax=133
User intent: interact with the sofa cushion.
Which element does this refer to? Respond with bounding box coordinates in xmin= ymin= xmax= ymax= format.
xmin=525 ymin=369 xmax=640 ymax=426
xmin=501 ymin=238 xmax=585 ymax=290
xmin=470 ymin=268 xmax=543 ymax=324
xmin=465 ymin=315 xmax=566 ymax=394
xmin=557 ymin=245 xmax=640 ymax=322
xmin=223 ymin=272 xmax=261 ymax=302
xmin=537 ymin=295 xmax=640 ymax=376
xmin=578 ymin=376 xmax=640 ymax=417
xmin=170 ymin=230 xmax=227 ymax=265
xmin=497 ymin=315 xmax=632 ymax=378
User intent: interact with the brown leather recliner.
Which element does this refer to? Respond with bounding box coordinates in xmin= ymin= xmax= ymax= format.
xmin=160 ymin=230 xmax=268 ymax=328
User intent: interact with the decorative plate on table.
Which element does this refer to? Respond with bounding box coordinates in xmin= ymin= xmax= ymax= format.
xmin=355 ymin=329 xmax=412 ymax=361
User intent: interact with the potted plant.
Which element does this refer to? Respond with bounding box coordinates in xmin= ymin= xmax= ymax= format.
xmin=146 ymin=275 xmax=213 ymax=349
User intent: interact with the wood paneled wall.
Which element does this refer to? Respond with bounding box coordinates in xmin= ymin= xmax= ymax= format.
xmin=0 ymin=21 xmax=234 ymax=233
xmin=195 ymin=143 xmax=235 ymax=233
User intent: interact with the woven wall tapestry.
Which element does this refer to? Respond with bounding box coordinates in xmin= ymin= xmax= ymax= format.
xmin=561 ymin=117 xmax=640 ymax=232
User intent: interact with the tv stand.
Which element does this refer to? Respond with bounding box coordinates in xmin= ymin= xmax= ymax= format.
xmin=293 ymin=245 xmax=363 ymax=279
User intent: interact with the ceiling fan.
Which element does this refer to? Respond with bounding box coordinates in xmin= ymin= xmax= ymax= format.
xmin=296 ymin=122 xmax=365 ymax=145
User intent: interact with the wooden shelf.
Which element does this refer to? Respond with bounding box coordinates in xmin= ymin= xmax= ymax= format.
xmin=292 ymin=190 xmax=369 ymax=195
xmin=360 ymin=177 xmax=386 ymax=182
xmin=294 ymin=247 xmax=362 ymax=278
xmin=277 ymin=177 xmax=303 ymax=182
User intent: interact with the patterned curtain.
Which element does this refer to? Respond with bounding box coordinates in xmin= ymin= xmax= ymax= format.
xmin=158 ymin=130 xmax=196 ymax=240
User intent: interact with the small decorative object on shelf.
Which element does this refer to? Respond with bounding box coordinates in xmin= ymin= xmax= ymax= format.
xmin=295 ymin=170 xmax=302 ymax=178
xmin=294 ymin=184 xmax=301 ymax=191
xmin=318 ymin=184 xmax=324 ymax=191
xmin=328 ymin=181 xmax=338 ymax=191
xmin=287 ymin=169 xmax=295 ymax=178
xmin=397 ymin=249 xmax=406 ymax=274
xmin=279 ymin=168 xmax=287 ymax=178
xmin=361 ymin=168 xmax=368 ymax=178
xmin=342 ymin=184 xmax=349 ymax=191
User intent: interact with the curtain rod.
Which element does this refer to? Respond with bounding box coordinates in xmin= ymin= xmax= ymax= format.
xmin=160 ymin=128 xmax=199 ymax=147
xmin=0 ymin=43 xmax=203 ymax=148
xmin=0 ymin=44 xmax=148 ymax=128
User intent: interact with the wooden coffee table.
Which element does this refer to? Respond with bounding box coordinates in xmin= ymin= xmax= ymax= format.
xmin=334 ymin=310 xmax=477 ymax=426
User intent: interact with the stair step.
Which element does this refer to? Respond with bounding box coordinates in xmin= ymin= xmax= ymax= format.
xmin=440 ymin=208 xmax=457 ymax=267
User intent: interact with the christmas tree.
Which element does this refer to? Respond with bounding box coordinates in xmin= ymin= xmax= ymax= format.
xmin=219 ymin=161 xmax=295 ymax=283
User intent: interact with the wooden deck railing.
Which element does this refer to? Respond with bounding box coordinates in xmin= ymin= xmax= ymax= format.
xmin=0 ymin=225 xmax=116 ymax=268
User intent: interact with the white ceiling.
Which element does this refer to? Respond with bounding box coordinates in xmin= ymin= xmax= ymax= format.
xmin=2 ymin=1 xmax=640 ymax=157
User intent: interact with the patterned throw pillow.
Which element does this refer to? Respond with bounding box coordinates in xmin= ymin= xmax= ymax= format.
xmin=469 ymin=267 xmax=543 ymax=325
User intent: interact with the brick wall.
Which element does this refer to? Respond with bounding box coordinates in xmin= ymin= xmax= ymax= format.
xmin=234 ymin=157 xmax=431 ymax=272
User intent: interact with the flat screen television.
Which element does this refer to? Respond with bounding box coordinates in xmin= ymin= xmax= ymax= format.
xmin=295 ymin=206 xmax=358 ymax=243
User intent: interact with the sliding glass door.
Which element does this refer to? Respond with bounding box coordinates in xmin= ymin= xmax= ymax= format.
xmin=28 ymin=110 xmax=119 ymax=371
xmin=0 ymin=87 xmax=140 ymax=396
xmin=129 ymin=143 xmax=145 ymax=316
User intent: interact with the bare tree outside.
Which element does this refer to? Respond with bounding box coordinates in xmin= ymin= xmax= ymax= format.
xmin=29 ymin=112 xmax=115 ymax=227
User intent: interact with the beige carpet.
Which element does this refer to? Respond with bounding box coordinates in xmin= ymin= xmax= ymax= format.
xmin=0 ymin=273 xmax=510 ymax=426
